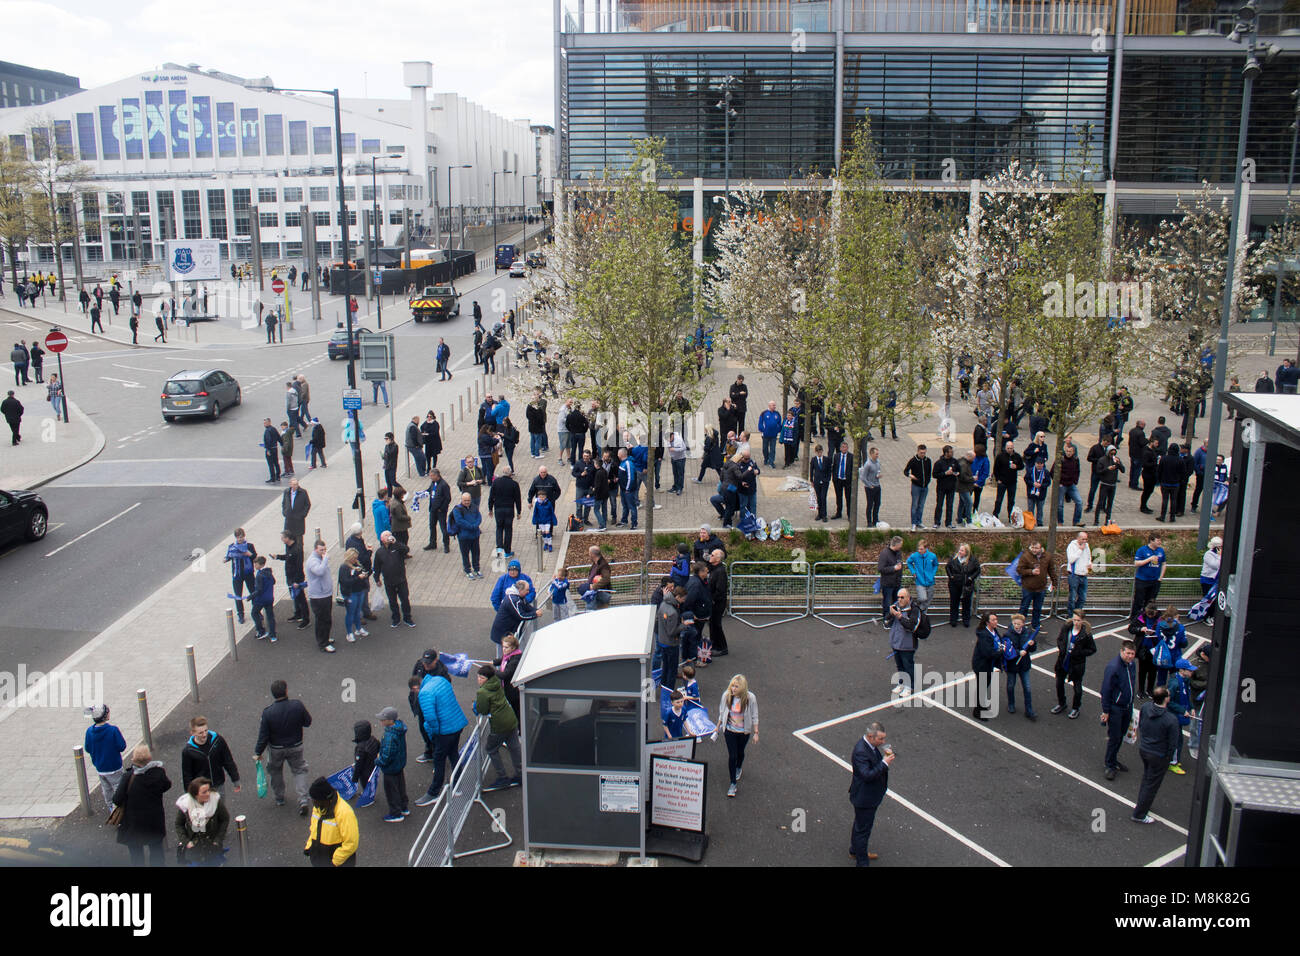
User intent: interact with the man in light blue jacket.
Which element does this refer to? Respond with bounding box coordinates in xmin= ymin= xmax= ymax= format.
xmin=304 ymin=540 xmax=335 ymax=653
xmin=906 ymin=540 xmax=938 ymax=614
xmin=413 ymin=652 xmax=469 ymax=806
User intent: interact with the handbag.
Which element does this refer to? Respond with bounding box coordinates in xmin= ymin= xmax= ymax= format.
xmin=107 ymin=773 xmax=132 ymax=826
xmin=256 ymin=759 xmax=268 ymax=799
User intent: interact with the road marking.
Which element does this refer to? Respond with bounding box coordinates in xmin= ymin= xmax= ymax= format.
xmin=85 ymin=457 xmax=267 ymax=463
xmin=99 ymin=376 xmax=144 ymax=388
xmin=43 ymin=501 xmax=142 ymax=558
xmin=111 ymin=363 xmax=158 ymax=373
xmin=1146 ymin=845 xmax=1187 ymax=867
xmin=794 ymin=729 xmax=1011 ymax=867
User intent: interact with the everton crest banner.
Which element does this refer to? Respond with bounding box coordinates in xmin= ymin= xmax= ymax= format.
xmin=165 ymin=239 xmax=221 ymax=282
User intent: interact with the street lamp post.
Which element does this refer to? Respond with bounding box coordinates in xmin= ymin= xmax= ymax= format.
xmin=263 ymin=83 xmax=365 ymax=515
xmin=522 ymin=173 xmax=539 ymax=254
xmin=447 ymin=164 xmax=472 ymax=259
xmin=1269 ymin=86 xmax=1300 ymax=357
xmin=1199 ymin=0 xmax=1280 ymax=549
xmin=492 ymin=168 xmax=514 ymax=270
xmin=715 ymin=75 xmax=738 ymax=201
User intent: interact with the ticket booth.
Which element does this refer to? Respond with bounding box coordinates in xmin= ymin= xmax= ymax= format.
xmin=513 ymin=605 xmax=654 ymax=858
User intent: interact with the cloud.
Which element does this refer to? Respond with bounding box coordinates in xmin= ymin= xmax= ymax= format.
xmin=8 ymin=0 xmax=554 ymax=123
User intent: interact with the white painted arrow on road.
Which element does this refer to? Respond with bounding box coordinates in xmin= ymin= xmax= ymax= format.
xmin=99 ymin=376 xmax=145 ymax=388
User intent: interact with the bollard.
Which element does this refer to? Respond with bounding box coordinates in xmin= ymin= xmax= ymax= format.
xmin=441 ymin=411 xmax=446 ymax=435
xmin=474 ymin=380 xmax=480 ymax=404
xmin=185 ymin=645 xmax=200 ymax=703
xmin=73 ymin=746 xmax=94 ymax=818
xmin=136 ymin=688 xmax=153 ymax=752
xmin=374 ymin=472 xmax=381 ymax=496
xmin=314 ymin=527 xmax=321 ymax=545
xmin=235 ymin=814 xmax=249 ymax=866
xmin=226 ymin=608 xmax=239 ymax=661
xmin=459 ymin=394 xmax=464 ymax=422
xmin=337 ymin=507 xmax=345 ymax=547
xmin=537 ymin=530 xmax=545 ymax=572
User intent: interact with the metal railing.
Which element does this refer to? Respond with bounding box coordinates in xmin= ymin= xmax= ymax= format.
xmin=408 ymin=717 xmax=513 ymax=867
xmin=728 ymin=560 xmax=812 ymax=628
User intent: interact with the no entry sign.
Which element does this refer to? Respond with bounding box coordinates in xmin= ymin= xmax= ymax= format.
xmin=45 ymin=330 xmax=69 ymax=353
xmin=271 ymin=278 xmax=286 ymax=294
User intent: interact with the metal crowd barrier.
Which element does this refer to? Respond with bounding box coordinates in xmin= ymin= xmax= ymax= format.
xmin=728 ymin=560 xmax=811 ymax=628
xmin=810 ymin=562 xmax=878 ymax=629
xmin=408 ymin=717 xmax=513 ymax=867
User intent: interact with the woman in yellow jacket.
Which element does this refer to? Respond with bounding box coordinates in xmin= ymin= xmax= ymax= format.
xmin=304 ymin=777 xmax=359 ymax=866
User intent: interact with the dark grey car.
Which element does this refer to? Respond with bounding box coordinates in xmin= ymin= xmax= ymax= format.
xmin=161 ymin=369 xmax=241 ymax=422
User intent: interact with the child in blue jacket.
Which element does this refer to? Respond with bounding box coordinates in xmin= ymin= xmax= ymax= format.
xmin=670 ymin=543 xmax=691 ymax=588
xmin=532 ymin=489 xmax=557 ymax=552
xmin=374 ymin=707 xmax=409 ymax=822
xmin=251 ymin=555 xmax=277 ymax=642
xmin=1166 ymin=658 xmax=1195 ymax=774
xmin=549 ymin=568 xmax=571 ymax=621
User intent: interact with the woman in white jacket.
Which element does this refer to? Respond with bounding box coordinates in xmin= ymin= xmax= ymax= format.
xmin=716 ymin=675 xmax=759 ymax=799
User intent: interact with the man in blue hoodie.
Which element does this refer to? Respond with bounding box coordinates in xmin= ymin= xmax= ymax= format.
xmin=449 ymin=492 xmax=483 ymax=579
xmin=490 ymin=559 xmax=536 ymax=612
xmin=1100 ymin=641 xmax=1138 ymax=780
xmin=757 ymin=401 xmax=782 ymax=468
xmin=84 ymin=704 xmax=127 ymax=813
xmin=414 ymin=654 xmax=469 ymax=807
xmin=224 ymin=529 xmax=258 ymax=625
xmin=375 ymin=706 xmax=409 ymax=822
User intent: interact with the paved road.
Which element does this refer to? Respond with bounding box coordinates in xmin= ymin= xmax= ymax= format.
xmin=0 ymin=266 xmax=530 ymax=676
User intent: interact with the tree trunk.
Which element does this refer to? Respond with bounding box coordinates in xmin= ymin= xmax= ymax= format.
xmin=48 ymin=193 xmax=66 ymax=301
xmin=1046 ymin=425 xmax=1066 ymax=560
xmin=847 ymin=431 xmax=863 ymax=560
xmin=943 ymin=348 xmax=953 ymax=415
xmin=642 ymin=448 xmax=656 ymax=565
xmin=781 ymin=363 xmax=793 ymax=417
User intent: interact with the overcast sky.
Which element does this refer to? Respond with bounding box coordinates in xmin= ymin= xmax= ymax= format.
xmin=8 ymin=0 xmax=556 ymax=125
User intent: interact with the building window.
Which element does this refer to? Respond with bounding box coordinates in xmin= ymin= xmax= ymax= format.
xmin=7 ymin=134 xmax=26 ymax=159
xmin=312 ymin=211 xmax=330 ymax=227
xmin=312 ymin=126 xmax=333 ymax=154
xmin=106 ymin=192 xmax=124 ymax=214
xmin=265 ymin=114 xmax=284 ymax=156
xmin=362 ymin=138 xmax=380 ymax=153
xmin=145 ymin=91 xmax=166 ymax=158
xmin=389 ymin=210 xmax=404 ymax=225
xmin=216 ymin=102 xmax=237 ymax=158
xmin=283 ymin=186 xmax=302 ymax=202
xmin=183 ymin=190 xmax=202 ymax=239
xmin=345 ymin=209 xmax=356 ymax=226
xmin=82 ymin=194 xmax=101 ymax=241
xmin=156 ymin=191 xmax=177 ymax=241
xmin=132 ymin=191 xmax=150 ymax=214
xmin=260 ymin=241 xmax=280 ymax=259
xmin=192 ymin=97 xmax=212 ymax=158
xmin=76 ymin=112 xmax=96 ymax=160
xmin=86 ymin=246 xmax=104 ymax=262
xmin=259 ymin=211 xmax=279 ymax=228
xmin=241 ymin=107 xmax=260 ymax=156
xmin=258 ymin=188 xmax=277 ymax=204
xmin=232 ymin=188 xmax=251 ymax=237
xmin=31 ymin=127 xmax=51 ymax=161
xmin=284 ymin=241 xmax=302 ymax=258
xmin=123 ymin=98 xmax=142 ymax=159
xmin=387 ymin=184 xmax=405 ymax=200
xmin=289 ymin=120 xmax=308 ymax=156
xmin=309 ymin=186 xmax=329 ymax=202
xmin=169 ymin=89 xmax=188 ymax=158
xmin=54 ymin=120 xmax=73 ymax=157
xmin=284 ymin=210 xmax=301 ymax=228
xmin=342 ymin=185 xmax=355 ymax=201
xmin=316 ymin=241 xmax=331 ymax=259
xmin=387 ymin=145 xmax=404 ymax=154
xmin=362 ymin=185 xmax=376 ymax=202
xmin=206 ymin=189 xmax=227 ymax=239
xmin=341 ymin=133 xmax=356 ymax=153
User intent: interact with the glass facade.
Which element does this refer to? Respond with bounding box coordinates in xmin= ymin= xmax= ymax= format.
xmin=232 ymin=188 xmax=251 ymax=238
xmin=844 ymin=51 xmax=1108 ymax=181
xmin=1117 ymin=54 xmax=1299 ymax=184
xmin=183 ymin=190 xmax=202 ymax=239
xmin=206 ymin=189 xmax=227 ymax=240
xmin=567 ymin=50 xmax=836 ymax=179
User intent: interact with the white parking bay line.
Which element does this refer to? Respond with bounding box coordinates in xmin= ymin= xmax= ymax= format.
xmin=44 ymin=502 xmax=142 ymax=558
xmin=794 ymin=729 xmax=1011 ymax=867
xmin=1146 ymin=845 xmax=1187 ymax=867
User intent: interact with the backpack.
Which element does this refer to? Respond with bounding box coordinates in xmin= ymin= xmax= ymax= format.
xmin=1153 ymin=636 xmax=1175 ymax=669
xmin=567 ymin=513 xmax=583 ymax=533
xmin=913 ymin=612 xmax=931 ymax=641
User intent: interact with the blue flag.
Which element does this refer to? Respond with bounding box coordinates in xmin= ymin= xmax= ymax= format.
xmin=1005 ymin=552 xmax=1023 ymax=586
xmin=656 ymin=680 xmax=717 ymax=738
xmin=440 ymin=652 xmax=473 ymax=678
xmin=325 ymin=766 xmax=379 ymax=807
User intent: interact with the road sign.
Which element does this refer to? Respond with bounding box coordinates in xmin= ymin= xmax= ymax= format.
xmin=271 ymin=278 xmax=286 ymax=294
xmin=45 ymin=331 xmax=69 ymax=353
xmin=342 ymin=388 xmax=363 ymax=411
xmin=358 ymin=332 xmax=397 ymax=382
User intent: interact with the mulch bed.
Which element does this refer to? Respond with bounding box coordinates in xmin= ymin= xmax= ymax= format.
xmin=562 ymin=524 xmax=1219 ymax=573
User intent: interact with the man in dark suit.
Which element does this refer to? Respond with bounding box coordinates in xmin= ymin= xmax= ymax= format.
xmin=281 ymin=478 xmax=311 ymax=537
xmin=810 ymin=443 xmax=831 ymax=522
xmin=424 ymin=468 xmax=452 ymax=552
xmin=831 ymin=441 xmax=855 ymax=519
xmin=262 ymin=418 xmax=282 ymax=483
xmin=849 ymin=722 xmax=894 ymax=866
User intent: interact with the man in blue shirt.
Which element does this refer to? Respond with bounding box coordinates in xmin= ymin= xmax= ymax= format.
xmin=1130 ymin=533 xmax=1166 ymax=620
xmin=757 ymin=400 xmax=782 ymax=468
xmin=1190 ymin=439 xmax=1209 ymax=512
xmin=617 ymin=448 xmax=639 ymax=530
xmin=906 ymin=540 xmax=939 ymax=614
